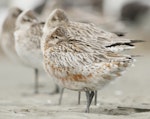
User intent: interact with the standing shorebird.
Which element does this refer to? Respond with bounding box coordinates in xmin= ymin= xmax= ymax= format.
xmin=0 ymin=7 xmax=22 ymax=63
xmin=14 ymin=10 xmax=44 ymax=94
xmin=42 ymin=9 xmax=141 ymax=113
xmin=14 ymin=9 xmax=61 ymax=95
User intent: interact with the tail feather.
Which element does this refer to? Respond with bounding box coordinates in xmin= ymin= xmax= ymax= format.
xmin=130 ymin=40 xmax=145 ymax=43
xmin=131 ymin=55 xmax=143 ymax=57
xmin=113 ymin=32 xmax=126 ymax=37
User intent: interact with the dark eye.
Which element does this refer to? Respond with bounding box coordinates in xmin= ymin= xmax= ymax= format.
xmin=12 ymin=13 xmax=18 ymax=18
xmin=55 ymin=36 xmax=58 ymax=39
xmin=52 ymin=16 xmax=58 ymax=21
xmin=23 ymin=18 xmax=31 ymax=22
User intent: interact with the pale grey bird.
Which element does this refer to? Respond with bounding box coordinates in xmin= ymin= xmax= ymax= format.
xmin=120 ymin=1 xmax=150 ymax=25
xmin=0 ymin=7 xmax=22 ymax=63
xmin=118 ymin=1 xmax=150 ymax=51
xmin=14 ymin=10 xmax=60 ymax=94
xmin=42 ymin=9 xmax=142 ymax=113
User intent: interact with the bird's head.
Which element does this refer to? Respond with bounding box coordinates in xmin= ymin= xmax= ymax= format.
xmin=2 ymin=7 xmax=22 ymax=32
xmin=44 ymin=26 xmax=67 ymax=48
xmin=44 ymin=9 xmax=68 ymax=33
xmin=16 ymin=10 xmax=38 ymax=29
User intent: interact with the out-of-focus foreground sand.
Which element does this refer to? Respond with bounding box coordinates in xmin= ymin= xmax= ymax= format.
xmin=0 ymin=42 xmax=150 ymax=119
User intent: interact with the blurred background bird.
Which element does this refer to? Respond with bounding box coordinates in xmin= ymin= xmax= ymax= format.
xmin=14 ymin=10 xmax=44 ymax=94
xmin=119 ymin=1 xmax=150 ymax=51
xmin=0 ymin=7 xmax=22 ymax=63
xmin=14 ymin=10 xmax=61 ymax=95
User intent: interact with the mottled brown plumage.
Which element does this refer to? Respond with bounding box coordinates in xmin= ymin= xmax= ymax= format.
xmin=43 ymin=9 xmax=134 ymax=90
xmin=42 ymin=9 xmax=137 ymax=112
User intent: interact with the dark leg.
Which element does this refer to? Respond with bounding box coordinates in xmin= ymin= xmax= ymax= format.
xmin=34 ymin=68 xmax=39 ymax=94
xmin=58 ymin=88 xmax=64 ymax=105
xmin=78 ymin=91 xmax=81 ymax=105
xmin=54 ymin=84 xmax=60 ymax=94
xmin=85 ymin=91 xmax=95 ymax=113
xmin=94 ymin=91 xmax=97 ymax=105
xmin=50 ymin=84 xmax=60 ymax=95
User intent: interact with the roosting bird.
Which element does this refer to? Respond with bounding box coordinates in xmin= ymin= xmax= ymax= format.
xmin=14 ymin=10 xmax=59 ymax=94
xmin=42 ymin=9 xmax=141 ymax=113
xmin=1 ymin=7 xmax=22 ymax=62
